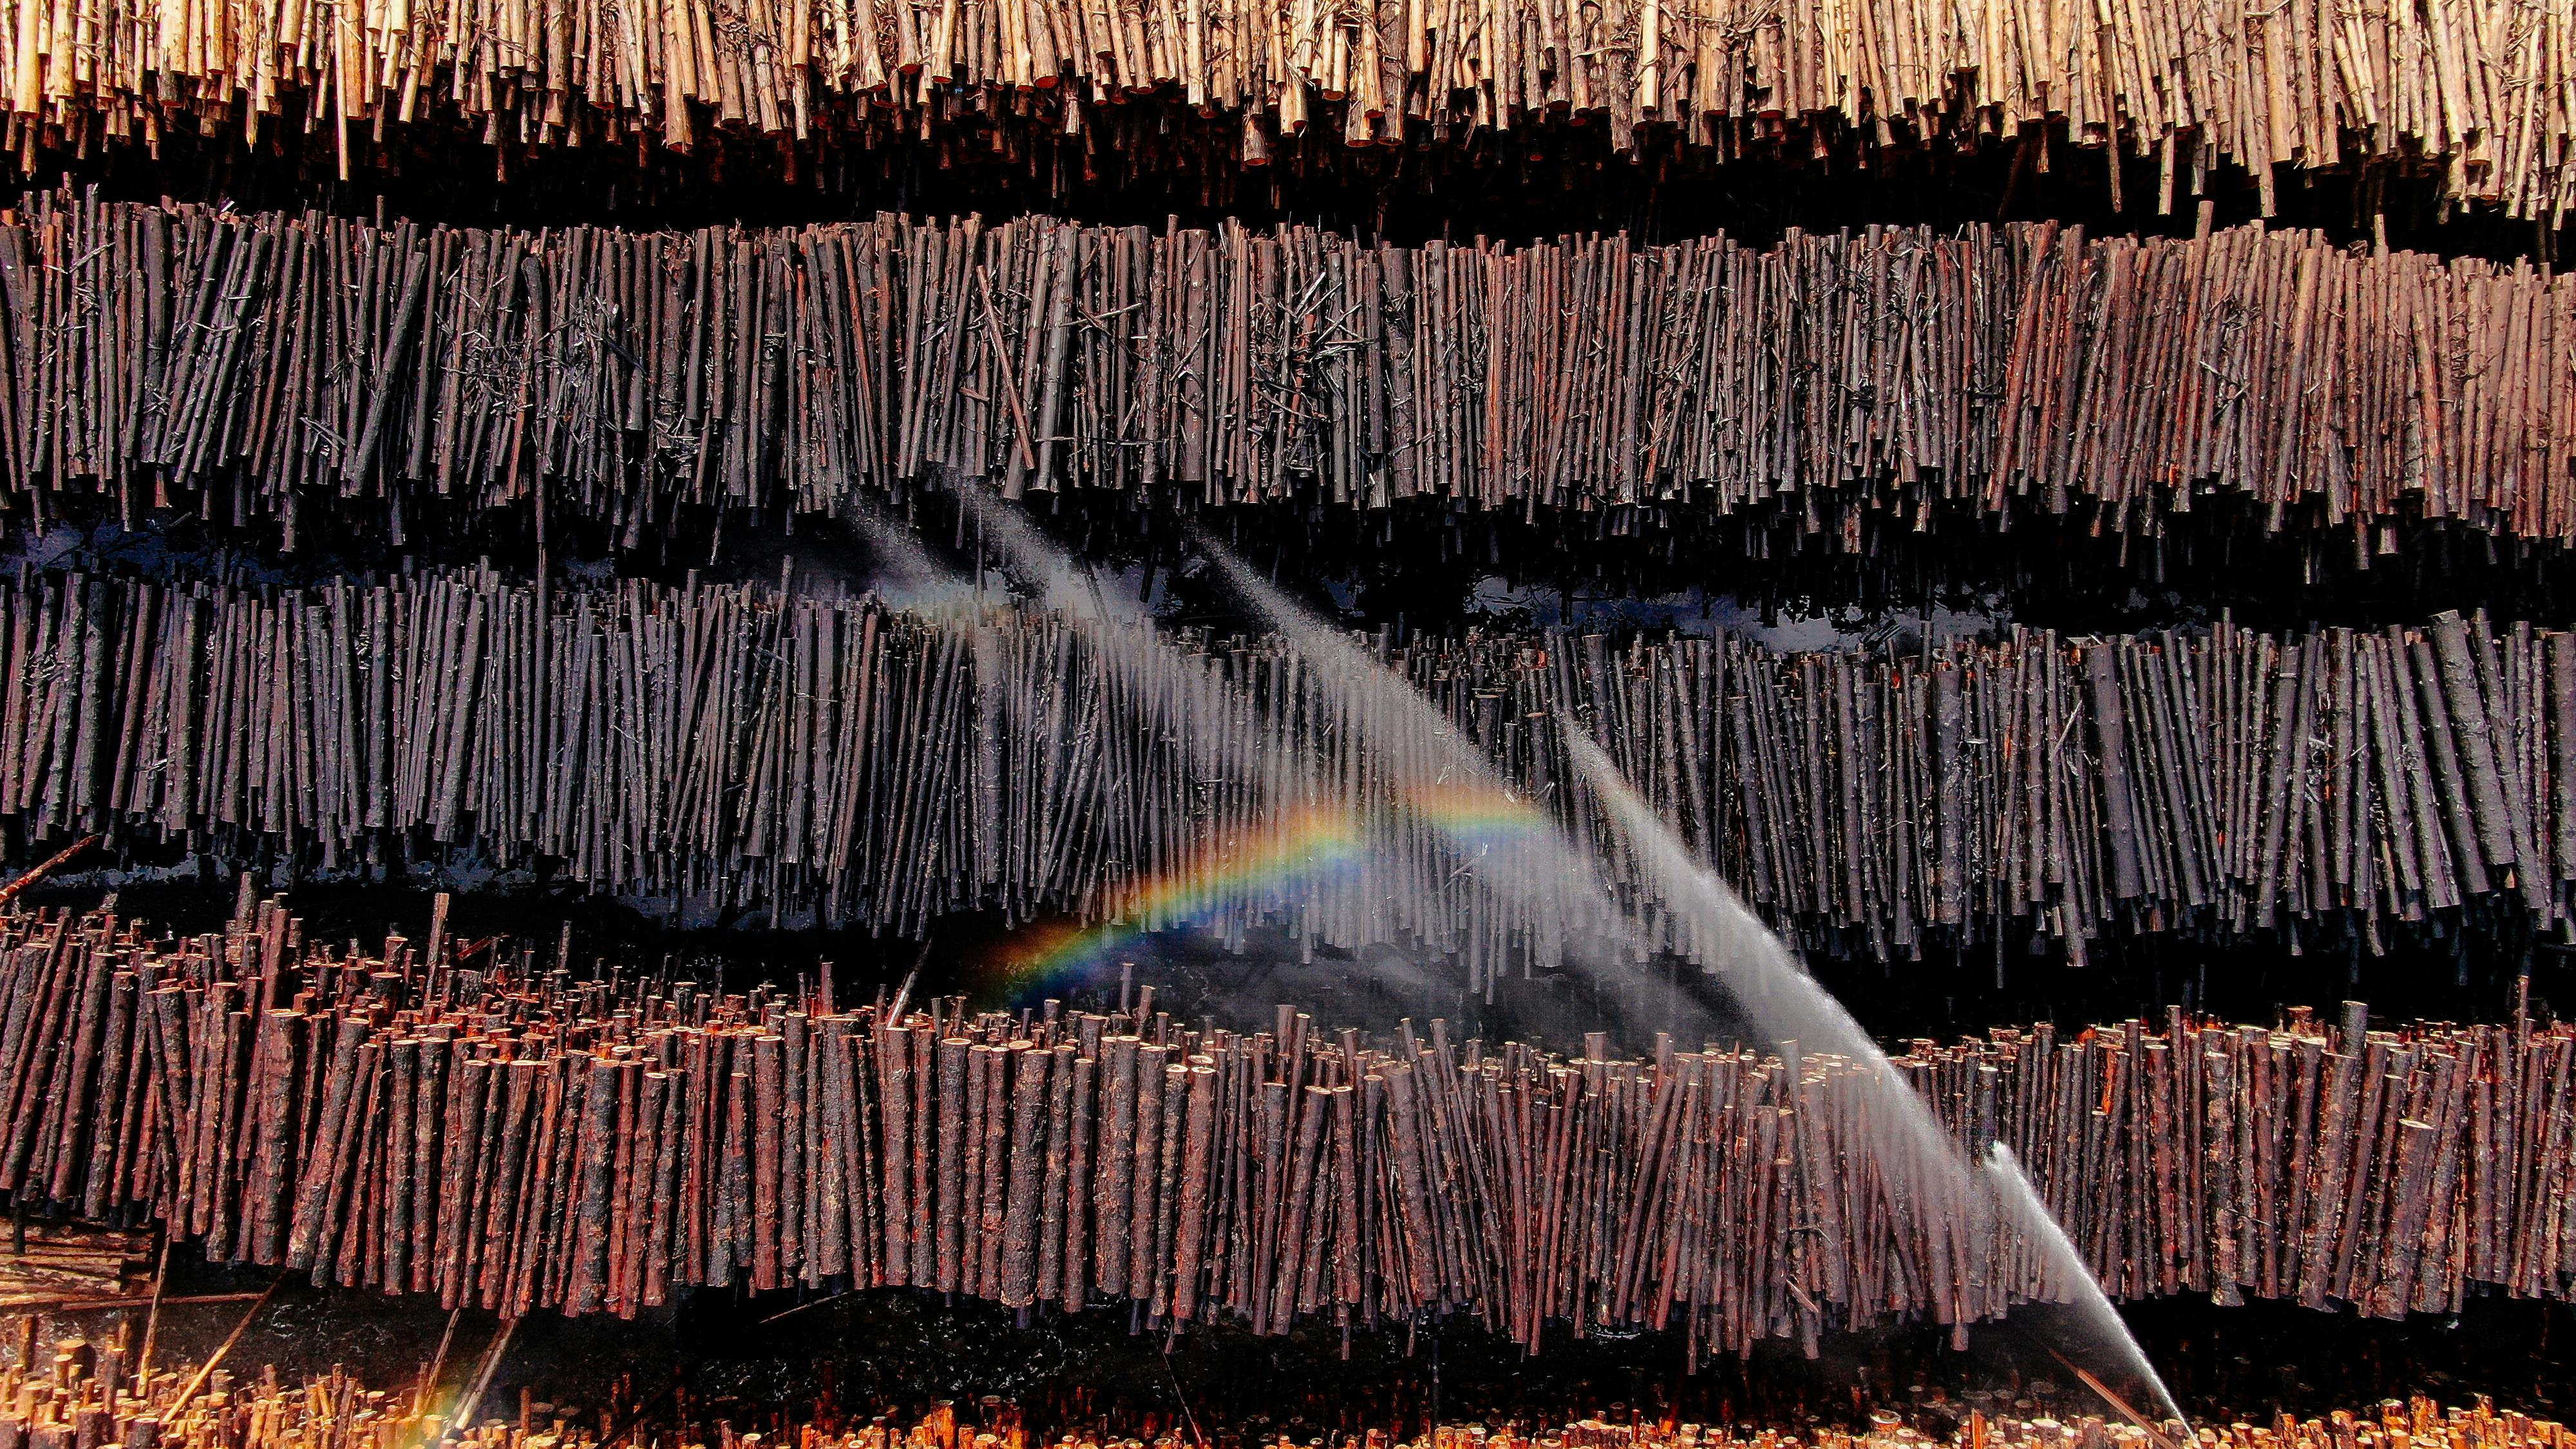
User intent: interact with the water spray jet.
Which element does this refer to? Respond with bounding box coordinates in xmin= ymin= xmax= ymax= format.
xmin=1556 ymin=718 xmax=2186 ymax=1426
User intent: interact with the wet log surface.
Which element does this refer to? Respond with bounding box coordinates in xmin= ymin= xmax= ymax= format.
xmin=2 ymin=569 xmax=2575 ymax=961
xmin=4 ymin=899 xmax=2574 ymax=1357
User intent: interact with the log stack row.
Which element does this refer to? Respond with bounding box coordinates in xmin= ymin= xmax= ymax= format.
xmin=2 ymin=901 xmax=2573 ymax=1352
xmin=0 ymin=0 xmax=2562 ymax=212
xmin=3 ymin=567 xmax=2575 ymax=963
xmin=1 ymin=196 xmax=2570 ymax=549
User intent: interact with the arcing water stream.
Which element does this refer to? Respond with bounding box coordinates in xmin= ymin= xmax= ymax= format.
xmin=1559 ymin=724 xmax=2188 ymax=1430
xmin=867 ymin=502 xmax=2183 ymax=1429
xmin=1203 ymin=538 xmax=2183 ymax=1428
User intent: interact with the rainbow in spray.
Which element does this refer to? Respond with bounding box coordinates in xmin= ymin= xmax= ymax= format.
xmin=1404 ymin=780 xmax=1550 ymax=850
xmin=983 ymin=805 xmax=1367 ymax=1003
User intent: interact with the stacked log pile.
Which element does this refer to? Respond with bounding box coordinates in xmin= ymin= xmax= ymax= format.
xmin=0 ymin=0 xmax=2561 ymax=213
xmin=2 ymin=902 xmax=2573 ymax=1351
xmin=1 ymin=197 xmax=2571 ymax=549
xmin=3 ymin=567 xmax=2575 ymax=961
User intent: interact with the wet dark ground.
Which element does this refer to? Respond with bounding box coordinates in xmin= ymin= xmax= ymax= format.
xmin=89 ymin=1247 xmax=2573 ymax=1444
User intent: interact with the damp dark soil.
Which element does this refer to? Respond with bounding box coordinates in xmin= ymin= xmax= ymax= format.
xmin=100 ymin=1245 xmax=2573 ymax=1446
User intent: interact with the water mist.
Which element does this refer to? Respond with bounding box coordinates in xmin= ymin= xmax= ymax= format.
xmin=1197 ymin=539 xmax=1736 ymax=1036
xmin=1561 ymin=723 xmax=2187 ymax=1429
xmin=1198 ymin=536 xmax=2179 ymax=1421
xmin=929 ymin=495 xmax=1452 ymax=977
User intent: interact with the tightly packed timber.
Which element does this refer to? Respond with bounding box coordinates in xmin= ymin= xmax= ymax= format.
xmin=8 ymin=569 xmax=2576 ymax=960
xmin=7 ymin=901 xmax=2576 ymax=1350
xmin=0 ymin=0 xmax=2568 ymax=212
xmin=5 ymin=198 xmax=2576 ymax=549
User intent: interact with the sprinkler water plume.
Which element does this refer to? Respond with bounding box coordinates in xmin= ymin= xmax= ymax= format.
xmin=1555 ymin=717 xmax=2186 ymax=1425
